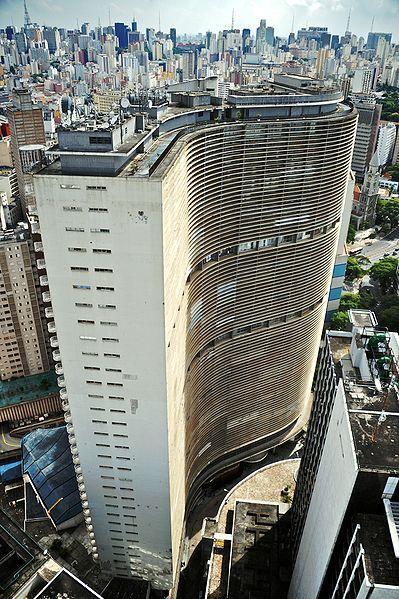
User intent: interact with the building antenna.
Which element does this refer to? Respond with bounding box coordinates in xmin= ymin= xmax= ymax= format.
xmin=370 ymin=16 xmax=375 ymax=32
xmin=231 ymin=8 xmax=235 ymax=31
xmin=158 ymin=10 xmax=161 ymax=32
xmin=108 ymin=6 xmax=111 ymax=27
xmin=291 ymin=13 xmax=295 ymax=33
xmin=346 ymin=6 xmax=351 ymax=33
xmin=24 ymin=0 xmax=32 ymax=27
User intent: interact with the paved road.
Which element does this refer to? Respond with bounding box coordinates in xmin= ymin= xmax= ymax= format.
xmin=0 ymin=423 xmax=20 ymax=454
xmin=353 ymin=227 xmax=399 ymax=264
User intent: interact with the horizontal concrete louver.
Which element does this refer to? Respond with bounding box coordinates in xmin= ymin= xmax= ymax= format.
xmin=170 ymin=114 xmax=358 ymax=499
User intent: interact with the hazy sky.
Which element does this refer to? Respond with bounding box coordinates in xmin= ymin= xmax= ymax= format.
xmin=0 ymin=0 xmax=398 ymax=40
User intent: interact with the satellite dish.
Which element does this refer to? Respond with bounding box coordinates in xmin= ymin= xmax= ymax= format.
xmin=120 ymin=97 xmax=130 ymax=109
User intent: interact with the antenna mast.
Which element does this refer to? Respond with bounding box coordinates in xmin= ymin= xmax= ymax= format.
xmin=24 ymin=0 xmax=32 ymax=27
xmin=231 ymin=8 xmax=234 ymax=31
xmin=346 ymin=7 xmax=351 ymax=33
xmin=370 ymin=16 xmax=375 ymax=32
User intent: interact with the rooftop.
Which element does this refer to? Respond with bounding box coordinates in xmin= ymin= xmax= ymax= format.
xmin=0 ymin=370 xmax=58 ymax=409
xmin=34 ymin=568 xmax=103 ymax=599
xmin=358 ymin=512 xmax=399 ymax=587
xmin=328 ymin=310 xmax=399 ymax=473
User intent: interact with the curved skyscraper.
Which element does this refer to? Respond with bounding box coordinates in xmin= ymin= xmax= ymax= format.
xmin=34 ymin=76 xmax=357 ymax=589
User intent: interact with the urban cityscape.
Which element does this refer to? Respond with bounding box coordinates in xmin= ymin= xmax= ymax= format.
xmin=0 ymin=1 xmax=398 ymax=598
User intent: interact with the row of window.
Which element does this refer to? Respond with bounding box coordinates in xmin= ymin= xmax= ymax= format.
xmin=63 ymin=206 xmax=108 ymax=212
xmin=76 ymin=303 xmax=116 ymax=309
xmin=71 ymin=267 xmax=113 ymax=273
xmin=66 ymin=227 xmax=110 ymax=233
xmin=73 ymin=285 xmax=115 ymax=292
xmin=80 ymin=336 xmax=119 ymax=342
xmin=68 ymin=248 xmax=111 ymax=254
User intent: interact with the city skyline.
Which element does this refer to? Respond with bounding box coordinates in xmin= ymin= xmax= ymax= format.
xmin=0 ymin=0 xmax=398 ymax=40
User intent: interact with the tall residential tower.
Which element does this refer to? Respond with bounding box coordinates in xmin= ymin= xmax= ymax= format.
xmin=34 ymin=77 xmax=357 ymax=588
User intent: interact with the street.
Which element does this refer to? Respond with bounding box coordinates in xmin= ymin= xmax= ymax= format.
xmin=352 ymin=227 xmax=399 ymax=264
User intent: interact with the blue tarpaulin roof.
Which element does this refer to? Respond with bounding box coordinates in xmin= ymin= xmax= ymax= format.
xmin=22 ymin=426 xmax=82 ymax=527
xmin=0 ymin=460 xmax=21 ymax=483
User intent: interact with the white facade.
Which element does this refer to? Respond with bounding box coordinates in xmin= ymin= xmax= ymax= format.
xmin=377 ymin=122 xmax=397 ymax=167
xmin=288 ymin=378 xmax=358 ymax=599
xmin=34 ymin=174 xmax=173 ymax=588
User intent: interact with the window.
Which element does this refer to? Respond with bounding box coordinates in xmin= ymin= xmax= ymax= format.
xmin=87 ymin=185 xmax=107 ymax=190
xmin=87 ymin=380 xmax=102 ymax=385
xmin=106 ymin=368 xmax=122 ymax=372
xmin=82 ymin=352 xmax=98 ymax=356
xmin=99 ymin=304 xmax=116 ymax=309
xmin=89 ymin=207 xmax=108 ymax=212
xmin=88 ymin=137 xmax=109 ymax=146
xmin=71 ymin=267 xmax=89 ymax=272
xmin=66 ymin=227 xmax=84 ymax=232
xmin=76 ymin=302 xmax=93 ymax=308
xmin=95 ymin=268 xmax=113 ymax=273
xmin=88 ymin=393 xmax=103 ymax=398
xmin=80 ymin=335 xmax=97 ymax=341
xmin=60 ymin=184 xmax=81 ymax=190
xmin=78 ymin=319 xmax=95 ymax=325
xmin=73 ymin=285 xmax=91 ymax=290
xmin=91 ymin=228 xmax=110 ymax=233
xmin=108 ymin=382 xmax=123 ymax=387
xmin=85 ymin=366 xmax=100 ymax=370
xmin=109 ymin=396 xmax=124 ymax=400
xmin=63 ymin=206 xmax=82 ymax=211
xmin=101 ymin=321 xmax=117 ymax=326
xmin=97 ymin=286 xmax=114 ymax=292
xmin=68 ymin=247 xmax=87 ymax=253
xmin=93 ymin=249 xmax=111 ymax=254
xmin=103 ymin=338 xmax=119 ymax=343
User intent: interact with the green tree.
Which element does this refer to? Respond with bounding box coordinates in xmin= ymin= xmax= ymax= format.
xmin=346 ymin=224 xmax=356 ymax=244
xmin=379 ymin=306 xmax=399 ymax=332
xmin=369 ymin=257 xmax=399 ymax=292
xmin=376 ymin=197 xmax=399 ymax=227
xmin=330 ymin=311 xmax=350 ymax=331
xmin=345 ymin=257 xmax=364 ymax=281
xmin=339 ymin=292 xmax=361 ymax=310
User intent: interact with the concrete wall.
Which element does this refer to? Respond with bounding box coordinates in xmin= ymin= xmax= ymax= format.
xmin=288 ymin=381 xmax=358 ymax=599
xmin=34 ymin=173 xmax=173 ymax=589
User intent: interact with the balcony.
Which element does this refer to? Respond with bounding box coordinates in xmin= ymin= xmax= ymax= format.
xmin=66 ymin=422 xmax=74 ymax=434
xmin=37 ymin=258 xmax=46 ymax=270
xmin=27 ymin=205 xmax=38 ymax=216
xmin=55 ymin=363 xmax=63 ymax=375
xmin=47 ymin=321 xmax=56 ymax=334
xmin=31 ymin=222 xmax=40 ymax=234
xmin=64 ymin=413 xmax=72 ymax=424
xmin=59 ymin=388 xmax=68 ymax=400
xmin=45 ymin=307 xmax=54 ymax=318
xmin=42 ymin=291 xmax=51 ymax=303
xmin=71 ymin=445 xmax=79 ymax=456
xmin=82 ymin=501 xmax=89 ymax=509
xmin=52 ymin=349 xmax=61 ymax=361
xmin=50 ymin=336 xmax=59 ymax=348
xmin=57 ymin=375 xmax=65 ymax=387
xmin=75 ymin=466 xmax=82 ymax=475
xmin=34 ymin=241 xmax=43 ymax=252
xmin=72 ymin=455 xmax=81 ymax=466
xmin=61 ymin=400 xmax=69 ymax=411
xmin=39 ymin=275 xmax=49 ymax=287
xmin=80 ymin=492 xmax=88 ymax=501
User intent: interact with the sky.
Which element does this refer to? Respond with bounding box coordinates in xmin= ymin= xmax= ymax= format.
xmin=0 ymin=0 xmax=398 ymax=40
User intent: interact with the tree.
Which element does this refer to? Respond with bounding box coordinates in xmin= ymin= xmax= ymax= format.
xmin=330 ymin=311 xmax=350 ymax=331
xmin=376 ymin=197 xmax=399 ymax=227
xmin=345 ymin=257 xmax=364 ymax=281
xmin=369 ymin=257 xmax=399 ymax=292
xmin=379 ymin=306 xmax=399 ymax=332
xmin=346 ymin=224 xmax=356 ymax=244
xmin=340 ymin=292 xmax=361 ymax=310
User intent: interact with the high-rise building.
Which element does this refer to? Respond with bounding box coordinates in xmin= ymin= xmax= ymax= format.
xmin=169 ymin=28 xmax=176 ymax=49
xmin=350 ymin=95 xmax=381 ymax=181
xmin=34 ymin=80 xmax=356 ymax=588
xmin=367 ymin=31 xmax=392 ymax=50
xmin=290 ymin=310 xmax=399 ymax=599
xmin=6 ymin=89 xmax=46 ymax=213
xmin=352 ymin=152 xmax=381 ymax=229
xmin=42 ymin=27 xmax=60 ymax=54
xmin=115 ymin=22 xmax=129 ymax=49
xmin=0 ymin=223 xmax=50 ymax=381
xmin=376 ymin=121 xmax=397 ymax=166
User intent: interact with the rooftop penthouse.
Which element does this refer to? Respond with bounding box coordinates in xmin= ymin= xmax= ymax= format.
xmin=42 ymin=74 xmax=348 ymax=177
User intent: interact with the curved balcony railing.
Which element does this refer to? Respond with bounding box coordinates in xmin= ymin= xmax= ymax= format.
xmin=52 ymin=349 xmax=61 ymax=361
